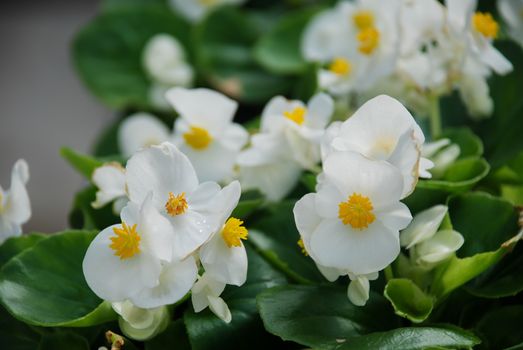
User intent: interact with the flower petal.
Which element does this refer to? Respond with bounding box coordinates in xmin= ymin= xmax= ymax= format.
xmin=118 ymin=113 xmax=170 ymax=157
xmin=400 ymin=205 xmax=447 ymax=248
xmin=208 ymin=295 xmax=232 ymax=323
xmin=91 ymin=163 xmax=126 ymax=209
xmin=306 ymin=93 xmax=334 ymax=129
xmin=347 ymin=275 xmax=370 ymax=306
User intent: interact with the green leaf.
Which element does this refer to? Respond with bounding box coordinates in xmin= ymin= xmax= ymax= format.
xmin=0 ymin=230 xmax=117 ymax=327
xmin=476 ymin=305 xmax=523 ymax=350
xmin=38 ymin=332 xmax=90 ymax=350
xmin=248 ymin=201 xmax=325 ymax=283
xmin=145 ymin=319 xmax=191 ymax=350
xmin=231 ymin=190 xmax=264 ymax=220
xmin=184 ymin=246 xmax=287 ymax=350
xmin=384 ymin=279 xmax=434 ymax=323
xmin=257 ymin=285 xmax=400 ymax=348
xmin=0 ymin=233 xmax=46 ymax=268
xmin=440 ymin=127 xmax=483 ymax=158
xmin=332 ymin=326 xmax=480 ymax=350
xmin=69 ymin=186 xmax=119 ymax=230
xmin=194 ymin=7 xmax=294 ymax=103
xmin=73 ymin=5 xmax=190 ymax=109
xmin=254 ymin=7 xmax=320 ymax=74
xmin=0 ymin=306 xmax=40 ymax=350
xmin=60 ymin=148 xmax=104 ymax=179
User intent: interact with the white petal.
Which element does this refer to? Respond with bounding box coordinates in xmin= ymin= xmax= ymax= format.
xmin=207 ymin=295 xmax=232 ymax=323
xmin=0 ymin=215 xmax=21 ymax=244
xmin=446 ymin=0 xmax=476 ymax=31
xmin=191 ymin=273 xmax=226 ymax=312
xmin=91 ymin=163 xmax=126 ymax=209
xmin=400 ymin=205 xmax=447 ymax=248
xmin=479 ymin=41 xmax=513 ymax=75
xmin=386 ymin=129 xmax=422 ymax=198
xmin=170 ymin=210 xmax=216 ymax=259
xmin=118 ymin=306 xmax=169 ymax=341
xmin=347 ymin=276 xmax=370 ymax=306
xmin=414 ymin=229 xmax=464 ymax=265
xmin=377 ymin=202 xmax=412 ymax=232
xmin=131 ymin=256 xmax=198 ymax=308
xmin=186 ymin=181 xmax=222 ymax=212
xmin=418 ymin=158 xmax=434 ymax=179
xmin=220 ymin=123 xmax=249 ymax=151
xmin=293 ymin=193 xmax=323 ymax=255
xmin=126 ymin=142 xmax=199 ymax=210
xmin=260 ymin=96 xmax=298 ymax=133
xmin=139 ymin=195 xmax=174 ymax=262
xmin=316 ymin=264 xmax=346 ymax=282
xmin=118 ymin=113 xmax=170 ymax=157
xmin=306 ymin=93 xmax=334 ymax=129
xmin=421 ymin=139 xmax=451 ymax=158
xmin=3 ymin=160 xmax=31 ymax=225
xmin=112 ymin=300 xmax=155 ymax=329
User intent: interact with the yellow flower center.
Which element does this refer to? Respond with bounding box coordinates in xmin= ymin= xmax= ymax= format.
xmin=472 ymin=12 xmax=498 ymax=39
xmin=353 ymin=10 xmax=374 ymax=30
xmin=284 ymin=106 xmax=306 ymax=125
xmin=329 ymin=57 xmax=352 ymax=76
xmin=183 ymin=126 xmax=213 ymax=150
xmin=338 ymin=193 xmax=376 ymax=229
xmin=165 ymin=192 xmax=188 ymax=216
xmin=357 ymin=27 xmax=380 ymax=55
xmin=221 ymin=217 xmax=248 ymax=248
xmin=297 ymin=238 xmax=308 ymax=256
xmin=198 ymin=0 xmax=217 ymax=6
xmin=110 ymin=222 xmax=141 ymax=259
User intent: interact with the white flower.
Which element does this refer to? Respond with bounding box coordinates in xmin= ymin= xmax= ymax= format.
xmin=118 ymin=113 xmax=170 ymax=157
xmin=91 ymin=162 xmax=128 ymax=214
xmin=199 ymin=181 xmax=248 ymax=286
xmin=421 ymin=139 xmax=460 ymax=178
xmin=112 ymin=301 xmax=169 ymax=341
xmin=169 ymin=0 xmax=246 ymax=23
xmin=293 ymin=151 xmax=412 ymax=275
xmin=0 ymin=159 xmax=30 ymax=243
xmin=498 ymin=0 xmax=523 ymax=48
xmin=191 ymin=273 xmax=231 ymax=323
xmin=321 ymin=95 xmax=431 ymax=198
xmin=457 ymin=66 xmax=494 ymax=119
xmin=400 ymin=205 xmax=464 ymax=266
xmin=125 ymin=142 xmax=239 ymax=259
xmin=347 ymin=272 xmax=379 ymax=306
xmin=83 ymin=194 xmax=174 ymax=303
xmin=167 ymin=88 xmax=249 ymax=183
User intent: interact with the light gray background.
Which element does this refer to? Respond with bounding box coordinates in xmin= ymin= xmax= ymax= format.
xmin=0 ymin=0 xmax=112 ymax=232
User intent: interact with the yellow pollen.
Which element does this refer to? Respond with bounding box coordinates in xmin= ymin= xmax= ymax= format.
xmin=357 ymin=27 xmax=380 ymax=55
xmin=472 ymin=12 xmax=498 ymax=39
xmin=110 ymin=222 xmax=141 ymax=259
xmin=221 ymin=217 xmax=248 ymax=248
xmin=353 ymin=10 xmax=375 ymax=30
xmin=165 ymin=192 xmax=188 ymax=216
xmin=338 ymin=193 xmax=376 ymax=229
xmin=297 ymin=238 xmax=308 ymax=256
xmin=329 ymin=57 xmax=352 ymax=76
xmin=284 ymin=106 xmax=306 ymax=125
xmin=183 ymin=126 xmax=213 ymax=150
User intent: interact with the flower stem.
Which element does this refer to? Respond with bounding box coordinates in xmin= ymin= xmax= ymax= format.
xmin=429 ymin=95 xmax=442 ymax=139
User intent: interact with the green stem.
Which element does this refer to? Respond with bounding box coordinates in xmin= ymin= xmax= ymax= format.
xmin=428 ymin=95 xmax=442 ymax=139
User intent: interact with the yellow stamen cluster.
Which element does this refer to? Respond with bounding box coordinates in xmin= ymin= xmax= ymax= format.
xmin=165 ymin=192 xmax=188 ymax=216
xmin=338 ymin=193 xmax=376 ymax=229
xmin=297 ymin=238 xmax=308 ymax=256
xmin=353 ymin=10 xmax=374 ymax=30
xmin=472 ymin=12 xmax=498 ymax=39
xmin=183 ymin=126 xmax=213 ymax=150
xmin=110 ymin=222 xmax=141 ymax=259
xmin=329 ymin=57 xmax=352 ymax=76
xmin=221 ymin=217 xmax=248 ymax=248
xmin=284 ymin=106 xmax=307 ymax=125
xmin=357 ymin=27 xmax=380 ymax=55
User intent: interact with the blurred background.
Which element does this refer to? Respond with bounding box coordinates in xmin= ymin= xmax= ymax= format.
xmin=0 ymin=0 xmax=111 ymax=232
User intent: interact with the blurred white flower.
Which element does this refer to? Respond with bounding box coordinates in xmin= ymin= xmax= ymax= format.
xmin=191 ymin=273 xmax=232 ymax=323
xmin=112 ymin=301 xmax=169 ymax=341
xmin=168 ymin=88 xmax=249 ymax=183
xmin=498 ymin=0 xmax=523 ymax=48
xmin=0 ymin=159 xmax=30 ymax=243
xmin=91 ymin=162 xmax=128 ymax=214
xmin=400 ymin=205 xmax=464 ymax=266
xmin=118 ymin=113 xmax=170 ymax=157
xmin=169 ymin=0 xmax=247 ymax=22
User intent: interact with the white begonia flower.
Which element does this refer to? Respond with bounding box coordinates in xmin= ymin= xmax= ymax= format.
xmin=321 ymin=95 xmax=431 ymax=198
xmin=91 ymin=163 xmax=128 ymax=214
xmin=191 ymin=273 xmax=232 ymax=323
xmin=400 ymin=205 xmax=464 ymax=266
xmin=446 ymin=0 xmax=513 ymax=75
xmin=199 ymin=181 xmax=248 ymax=286
xmin=112 ymin=301 xmax=169 ymax=341
xmin=167 ymin=88 xmax=249 ymax=183
xmin=118 ymin=113 xmax=170 ymax=158
xmin=421 ymin=138 xmax=460 ymax=178
xmin=294 ymin=151 xmax=412 ymax=275
xmin=498 ymin=0 xmax=523 ymax=48
xmin=83 ymin=194 xmax=174 ymax=303
xmin=347 ymin=272 xmax=379 ymax=306
xmin=0 ymin=160 xmax=30 ymax=243
xmin=125 ymin=142 xmax=238 ymax=260
xmin=169 ymin=0 xmax=246 ymax=23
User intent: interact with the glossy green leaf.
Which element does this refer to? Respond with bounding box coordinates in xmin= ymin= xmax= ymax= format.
xmin=384 ymin=279 xmax=434 ymax=323
xmin=73 ymin=5 xmax=190 ymax=109
xmin=440 ymin=127 xmax=483 ymax=158
xmin=69 ymin=186 xmax=119 ymax=230
xmin=248 ymin=201 xmax=325 ymax=283
xmin=0 ymin=233 xmax=46 ymax=268
xmin=254 ymin=7 xmax=320 ymax=74
xmin=476 ymin=305 xmax=523 ymax=350
xmin=332 ymin=326 xmax=480 ymax=350
xmin=257 ymin=285 xmax=400 ymax=348
xmin=60 ymin=148 xmax=104 ymax=179
xmin=0 ymin=230 xmax=117 ymax=327
xmin=184 ymin=246 xmax=288 ymax=350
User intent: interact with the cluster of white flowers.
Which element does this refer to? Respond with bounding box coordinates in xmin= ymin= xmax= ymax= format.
xmin=302 ymin=0 xmax=514 ymax=119
xmin=0 ymin=160 xmax=31 ymax=243
xmin=294 ymin=95 xmax=431 ymax=306
xmin=84 ymin=142 xmax=250 ymax=339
